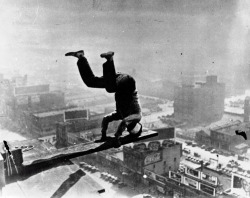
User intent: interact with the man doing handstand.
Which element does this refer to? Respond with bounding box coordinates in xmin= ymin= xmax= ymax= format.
xmin=65 ymin=50 xmax=142 ymax=147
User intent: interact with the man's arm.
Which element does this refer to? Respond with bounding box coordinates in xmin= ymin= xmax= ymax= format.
xmin=101 ymin=111 xmax=122 ymax=133
xmin=115 ymin=113 xmax=142 ymax=137
xmin=123 ymin=113 xmax=142 ymax=124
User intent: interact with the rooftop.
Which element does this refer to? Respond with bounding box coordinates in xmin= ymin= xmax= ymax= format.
xmin=215 ymin=125 xmax=240 ymax=136
xmin=196 ymin=128 xmax=211 ymax=136
xmin=224 ymin=106 xmax=244 ymax=115
xmin=209 ymin=120 xmax=241 ymax=132
xmin=33 ymin=107 xmax=87 ymax=118
xmin=212 ymin=121 xmax=250 ymax=137
xmin=180 ymin=159 xmax=201 ymax=170
xmin=234 ymin=143 xmax=249 ymax=149
xmin=2 ymin=160 xmax=104 ymax=198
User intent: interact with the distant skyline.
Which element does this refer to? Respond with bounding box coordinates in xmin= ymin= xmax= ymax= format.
xmin=0 ymin=0 xmax=250 ymax=90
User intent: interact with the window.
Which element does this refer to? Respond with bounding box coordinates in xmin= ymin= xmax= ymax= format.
xmin=153 ymin=164 xmax=155 ymax=169
xmin=174 ymin=157 xmax=176 ymax=162
xmin=169 ymin=166 xmax=171 ymax=170
xmin=164 ymin=161 xmax=166 ymax=166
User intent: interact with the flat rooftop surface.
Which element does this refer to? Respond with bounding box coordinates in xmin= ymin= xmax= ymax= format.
xmin=181 ymin=159 xmax=201 ymax=170
xmin=3 ymin=162 xmax=104 ymax=198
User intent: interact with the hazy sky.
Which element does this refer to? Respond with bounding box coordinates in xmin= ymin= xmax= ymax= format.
xmin=0 ymin=0 xmax=250 ymax=88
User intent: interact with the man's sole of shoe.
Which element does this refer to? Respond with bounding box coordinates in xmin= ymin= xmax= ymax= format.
xmin=100 ymin=51 xmax=114 ymax=59
xmin=65 ymin=50 xmax=84 ymax=57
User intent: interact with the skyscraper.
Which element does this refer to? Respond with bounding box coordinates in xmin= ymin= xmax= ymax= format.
xmin=174 ymin=75 xmax=225 ymax=124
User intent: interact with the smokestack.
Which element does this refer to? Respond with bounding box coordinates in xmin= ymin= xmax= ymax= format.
xmin=200 ymin=160 xmax=204 ymax=172
xmin=244 ymin=97 xmax=250 ymax=122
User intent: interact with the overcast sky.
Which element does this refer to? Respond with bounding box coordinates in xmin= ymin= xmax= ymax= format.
xmin=0 ymin=0 xmax=250 ymax=88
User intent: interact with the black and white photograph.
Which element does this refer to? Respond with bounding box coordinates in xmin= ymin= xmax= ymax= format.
xmin=1 ymin=0 xmax=250 ymax=197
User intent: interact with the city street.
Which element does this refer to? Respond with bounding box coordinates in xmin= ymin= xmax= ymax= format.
xmin=177 ymin=137 xmax=250 ymax=171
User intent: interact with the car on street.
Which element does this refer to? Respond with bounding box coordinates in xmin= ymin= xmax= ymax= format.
xmin=191 ymin=142 xmax=197 ymax=147
xmin=194 ymin=152 xmax=201 ymax=158
xmin=118 ymin=182 xmax=127 ymax=188
xmin=132 ymin=194 xmax=155 ymax=198
xmin=185 ymin=141 xmax=192 ymax=146
xmin=101 ymin=172 xmax=109 ymax=179
xmin=223 ymin=188 xmax=239 ymax=197
xmin=210 ymin=149 xmax=218 ymax=153
xmin=183 ymin=148 xmax=191 ymax=154
xmin=205 ymin=147 xmax=213 ymax=151
xmin=112 ymin=178 xmax=120 ymax=184
xmin=221 ymin=152 xmax=231 ymax=157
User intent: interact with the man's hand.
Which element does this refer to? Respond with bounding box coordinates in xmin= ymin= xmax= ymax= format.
xmin=115 ymin=120 xmax=127 ymax=138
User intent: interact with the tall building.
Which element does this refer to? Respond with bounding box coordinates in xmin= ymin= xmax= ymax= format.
xmin=174 ymin=75 xmax=225 ymax=124
xmin=31 ymin=110 xmax=65 ymax=137
xmin=244 ymin=96 xmax=250 ymax=122
xmin=39 ymin=91 xmax=65 ymax=109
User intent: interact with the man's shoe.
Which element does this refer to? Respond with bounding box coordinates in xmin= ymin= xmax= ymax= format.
xmin=100 ymin=51 xmax=114 ymax=60
xmin=65 ymin=50 xmax=84 ymax=58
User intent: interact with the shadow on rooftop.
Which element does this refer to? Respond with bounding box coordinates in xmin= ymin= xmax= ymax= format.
xmin=50 ymin=169 xmax=86 ymax=198
xmin=6 ymin=159 xmax=74 ymax=184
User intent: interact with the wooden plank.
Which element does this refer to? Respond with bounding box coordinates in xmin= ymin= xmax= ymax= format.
xmin=23 ymin=131 xmax=158 ymax=166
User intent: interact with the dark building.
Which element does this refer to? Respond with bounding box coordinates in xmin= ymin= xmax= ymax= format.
xmin=31 ymin=110 xmax=65 ymax=137
xmin=210 ymin=121 xmax=250 ymax=153
xmin=196 ymin=120 xmax=250 ymax=154
xmin=56 ymin=122 xmax=70 ymax=147
xmin=174 ymin=75 xmax=225 ymax=124
xmin=195 ymin=128 xmax=211 ymax=146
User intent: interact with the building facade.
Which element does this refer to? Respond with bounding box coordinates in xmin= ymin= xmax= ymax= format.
xmin=195 ymin=129 xmax=211 ymax=145
xmin=39 ymin=91 xmax=65 ymax=109
xmin=123 ymin=139 xmax=182 ymax=176
xmin=31 ymin=110 xmax=65 ymax=136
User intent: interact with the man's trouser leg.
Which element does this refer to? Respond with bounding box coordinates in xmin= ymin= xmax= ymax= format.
xmin=101 ymin=116 xmax=111 ymax=139
xmin=103 ymin=60 xmax=117 ymax=93
xmin=101 ymin=112 xmax=121 ymax=139
xmin=77 ymin=57 xmax=105 ymax=88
